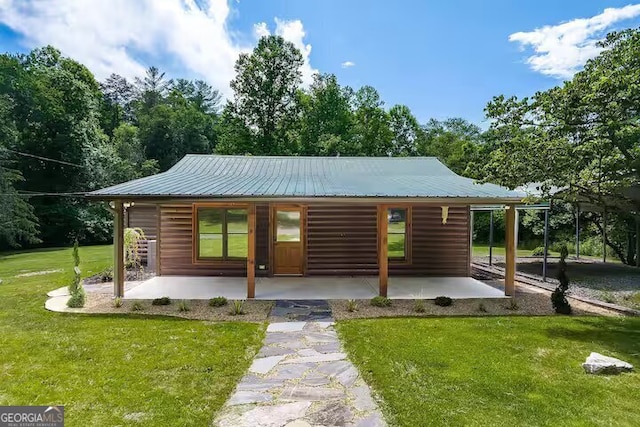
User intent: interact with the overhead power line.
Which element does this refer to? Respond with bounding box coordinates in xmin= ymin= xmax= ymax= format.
xmin=1 ymin=148 xmax=84 ymax=168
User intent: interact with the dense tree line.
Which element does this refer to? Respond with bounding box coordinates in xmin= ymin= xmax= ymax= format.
xmin=1 ymin=30 xmax=639 ymax=266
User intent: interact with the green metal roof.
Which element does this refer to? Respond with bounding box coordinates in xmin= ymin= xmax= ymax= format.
xmin=88 ymin=155 xmax=524 ymax=200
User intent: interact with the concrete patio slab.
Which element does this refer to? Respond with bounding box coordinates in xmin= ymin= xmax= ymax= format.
xmin=122 ymin=275 xmax=506 ymax=300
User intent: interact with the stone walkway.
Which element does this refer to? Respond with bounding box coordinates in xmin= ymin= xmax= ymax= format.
xmin=213 ymin=318 xmax=386 ymax=427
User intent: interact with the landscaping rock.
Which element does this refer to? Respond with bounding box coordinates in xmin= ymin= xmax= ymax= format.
xmin=582 ymin=352 xmax=633 ymax=374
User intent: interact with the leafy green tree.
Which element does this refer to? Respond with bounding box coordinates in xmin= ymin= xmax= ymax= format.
xmin=388 ymin=104 xmax=421 ymax=156
xmin=100 ymin=73 xmax=135 ymax=136
xmin=352 ymin=86 xmax=393 ymax=155
xmin=223 ymin=35 xmax=304 ymax=155
xmin=0 ymin=95 xmax=40 ymax=248
xmin=134 ymin=66 xmax=172 ymax=113
xmin=482 ymin=29 xmax=640 ymax=264
xmin=418 ymin=118 xmax=482 ymax=176
xmin=298 ymin=73 xmax=354 ymax=155
xmin=0 ymin=46 xmax=111 ymax=244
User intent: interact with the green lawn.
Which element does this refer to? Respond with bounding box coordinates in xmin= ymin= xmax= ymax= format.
xmin=0 ymin=245 xmax=265 ymax=426
xmin=472 ymin=244 xmax=554 ymax=257
xmin=337 ymin=317 xmax=640 ymax=427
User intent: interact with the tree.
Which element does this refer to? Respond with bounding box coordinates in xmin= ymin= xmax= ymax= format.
xmin=224 ymin=35 xmax=304 ymax=155
xmin=298 ymin=73 xmax=354 ymax=155
xmin=419 ymin=118 xmax=482 ymax=176
xmin=99 ymin=73 xmax=135 ymax=136
xmin=482 ymin=28 xmax=640 ymax=264
xmin=0 ymin=46 xmax=111 ymax=244
xmin=134 ymin=66 xmax=172 ymax=113
xmin=352 ymin=86 xmax=393 ymax=155
xmin=0 ymin=95 xmax=39 ymax=248
xmin=388 ymin=104 xmax=421 ymax=156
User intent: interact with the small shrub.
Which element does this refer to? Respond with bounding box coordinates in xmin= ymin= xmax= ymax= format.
xmin=477 ymin=302 xmax=487 ymax=313
xmin=434 ymin=296 xmax=453 ymax=307
xmin=370 ymin=296 xmax=392 ymax=307
xmin=551 ymin=244 xmax=572 ymax=314
xmin=346 ymin=299 xmax=359 ymax=312
xmin=99 ymin=266 xmax=113 ymax=282
xmin=531 ymin=246 xmax=545 ymax=256
xmin=413 ymin=299 xmax=426 ymax=313
xmin=113 ymin=297 xmax=123 ymax=308
xmin=131 ymin=301 xmax=144 ymax=312
xmin=209 ymin=296 xmax=228 ymax=307
xmin=505 ymin=299 xmax=519 ymax=311
xmin=67 ymin=287 xmax=86 ymax=308
xmin=178 ymin=300 xmax=190 ymax=312
xmin=230 ymin=300 xmax=245 ymax=315
xmin=152 ymin=296 xmax=172 ymax=306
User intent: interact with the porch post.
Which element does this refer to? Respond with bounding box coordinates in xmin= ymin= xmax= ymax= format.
xmin=504 ymin=204 xmax=516 ymax=296
xmin=247 ymin=203 xmax=256 ymax=299
xmin=113 ymin=200 xmax=125 ymax=298
xmin=377 ymin=205 xmax=388 ymax=297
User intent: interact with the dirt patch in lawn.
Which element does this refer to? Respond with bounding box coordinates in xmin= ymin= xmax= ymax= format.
xmin=330 ymin=287 xmax=621 ymax=320
xmin=81 ymin=293 xmax=273 ymax=322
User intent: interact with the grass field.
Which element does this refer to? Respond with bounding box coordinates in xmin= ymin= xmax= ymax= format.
xmin=337 ymin=317 xmax=640 ymax=427
xmin=0 ymin=245 xmax=265 ymax=426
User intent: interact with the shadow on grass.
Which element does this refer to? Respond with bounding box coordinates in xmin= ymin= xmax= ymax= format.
xmin=545 ymin=317 xmax=640 ymax=363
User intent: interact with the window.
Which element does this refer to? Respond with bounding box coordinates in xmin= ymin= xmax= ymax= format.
xmin=196 ymin=207 xmax=248 ymax=260
xmin=388 ymin=207 xmax=408 ymax=260
xmin=276 ymin=210 xmax=301 ymax=242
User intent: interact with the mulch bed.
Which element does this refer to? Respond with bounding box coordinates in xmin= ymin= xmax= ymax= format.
xmin=81 ymin=293 xmax=273 ymax=322
xmin=329 ymin=290 xmax=620 ymax=320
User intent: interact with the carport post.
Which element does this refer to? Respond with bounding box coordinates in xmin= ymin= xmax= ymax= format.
xmin=113 ymin=200 xmax=125 ymax=298
xmin=602 ymin=207 xmax=607 ymax=263
xmin=489 ymin=210 xmax=494 ymax=266
xmin=542 ymin=208 xmax=549 ymax=281
xmin=247 ymin=203 xmax=256 ymax=299
xmin=504 ymin=204 xmax=516 ymax=296
xmin=575 ymin=204 xmax=580 ymax=258
xmin=636 ymin=213 xmax=640 ymax=267
xmin=377 ymin=205 xmax=388 ymax=297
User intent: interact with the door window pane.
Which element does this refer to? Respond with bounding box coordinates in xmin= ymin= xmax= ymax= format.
xmin=277 ymin=210 xmax=301 ymax=242
xmin=388 ymin=208 xmax=407 ymax=259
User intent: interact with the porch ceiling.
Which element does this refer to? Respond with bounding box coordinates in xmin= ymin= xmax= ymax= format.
xmin=123 ymin=276 xmax=505 ymax=300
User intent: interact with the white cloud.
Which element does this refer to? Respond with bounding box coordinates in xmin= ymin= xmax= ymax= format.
xmin=0 ymin=0 xmax=316 ymax=97
xmin=509 ymin=4 xmax=640 ymax=78
xmin=341 ymin=61 xmax=355 ymax=68
xmin=254 ymin=18 xmax=317 ymax=86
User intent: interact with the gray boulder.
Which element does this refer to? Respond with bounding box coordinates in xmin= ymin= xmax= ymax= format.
xmin=582 ymin=352 xmax=633 ymax=375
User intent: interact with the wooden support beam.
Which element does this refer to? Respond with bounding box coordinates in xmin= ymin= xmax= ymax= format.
xmin=504 ymin=204 xmax=516 ymax=296
xmin=113 ymin=200 xmax=125 ymax=298
xmin=247 ymin=203 xmax=256 ymax=299
xmin=377 ymin=205 xmax=388 ymax=297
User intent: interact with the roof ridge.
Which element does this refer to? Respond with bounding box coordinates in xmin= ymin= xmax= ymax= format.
xmin=183 ymin=154 xmax=441 ymax=160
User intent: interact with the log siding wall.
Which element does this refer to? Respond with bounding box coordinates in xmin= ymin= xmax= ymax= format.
xmin=154 ymin=202 xmax=470 ymax=277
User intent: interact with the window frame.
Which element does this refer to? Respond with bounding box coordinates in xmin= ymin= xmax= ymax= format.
xmin=192 ymin=202 xmax=249 ymax=264
xmin=386 ymin=205 xmax=412 ymax=264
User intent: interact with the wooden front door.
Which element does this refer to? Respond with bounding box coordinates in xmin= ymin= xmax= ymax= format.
xmin=273 ymin=206 xmax=304 ymax=275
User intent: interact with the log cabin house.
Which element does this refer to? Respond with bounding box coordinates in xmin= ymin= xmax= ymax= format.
xmin=87 ymin=155 xmax=523 ymax=299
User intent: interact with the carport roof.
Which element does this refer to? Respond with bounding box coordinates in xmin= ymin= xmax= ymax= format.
xmin=87 ymin=155 xmax=525 ymax=201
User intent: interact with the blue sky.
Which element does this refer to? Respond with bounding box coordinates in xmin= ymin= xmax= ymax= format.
xmin=1 ymin=1 xmax=640 ymax=126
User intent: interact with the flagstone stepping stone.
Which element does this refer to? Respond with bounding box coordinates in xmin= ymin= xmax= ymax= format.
xmin=228 ymin=391 xmax=272 ymax=406
xmin=282 ymin=352 xmax=346 ymax=364
xmin=351 ymin=386 xmax=377 ymax=412
xmin=336 ymin=365 xmax=359 ymax=387
xmin=267 ymin=322 xmax=307 ymax=332
xmin=307 ymin=401 xmax=353 ymax=426
xmin=257 ymin=346 xmax=295 ymax=358
xmin=216 ymin=401 xmax=311 ymax=427
xmin=317 ymin=360 xmax=352 ymax=377
xmin=268 ymin=363 xmax=314 ymax=380
xmin=351 ymin=412 xmax=386 ymax=427
xmin=249 ymin=355 xmax=285 ymax=374
xmin=280 ymin=386 xmax=345 ymax=401
xmin=311 ymin=342 xmax=342 ymax=353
